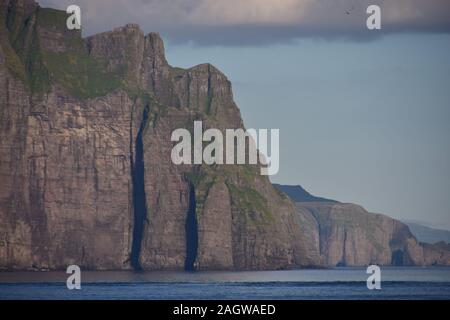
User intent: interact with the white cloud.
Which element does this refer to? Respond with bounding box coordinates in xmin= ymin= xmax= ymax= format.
xmin=186 ymin=0 xmax=312 ymax=25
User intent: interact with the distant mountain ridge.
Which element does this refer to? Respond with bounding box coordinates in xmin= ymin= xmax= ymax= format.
xmin=275 ymin=184 xmax=450 ymax=266
xmin=274 ymin=184 xmax=450 ymax=245
xmin=403 ymin=222 xmax=450 ymax=244
xmin=273 ymin=184 xmax=338 ymax=203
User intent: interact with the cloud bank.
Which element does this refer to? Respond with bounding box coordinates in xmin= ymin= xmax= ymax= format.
xmin=39 ymin=0 xmax=450 ymax=45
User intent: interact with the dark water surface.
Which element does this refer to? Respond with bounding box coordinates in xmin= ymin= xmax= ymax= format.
xmin=1 ymin=267 xmax=449 ymax=300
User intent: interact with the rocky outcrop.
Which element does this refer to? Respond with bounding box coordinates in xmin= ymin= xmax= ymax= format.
xmin=422 ymin=242 xmax=450 ymax=266
xmin=0 ymin=1 xmax=311 ymax=271
xmin=273 ymin=183 xmax=450 ymax=267
xmin=295 ymin=202 xmax=421 ymax=266
xmin=294 ymin=201 xmax=450 ymax=267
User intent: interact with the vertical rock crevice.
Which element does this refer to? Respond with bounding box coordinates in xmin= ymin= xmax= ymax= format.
xmin=130 ymin=105 xmax=149 ymax=270
xmin=185 ymin=182 xmax=198 ymax=271
xmin=391 ymin=250 xmax=404 ymax=266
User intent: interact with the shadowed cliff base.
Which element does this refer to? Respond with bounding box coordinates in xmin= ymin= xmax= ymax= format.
xmin=391 ymin=250 xmax=404 ymax=266
xmin=130 ymin=105 xmax=150 ymax=270
xmin=185 ymin=183 xmax=198 ymax=271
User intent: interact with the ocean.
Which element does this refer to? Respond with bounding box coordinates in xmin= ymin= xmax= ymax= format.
xmin=0 ymin=267 xmax=449 ymax=300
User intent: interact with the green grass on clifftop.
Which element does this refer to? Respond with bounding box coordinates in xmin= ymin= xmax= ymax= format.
xmin=3 ymin=7 xmax=121 ymax=99
xmin=43 ymin=51 xmax=121 ymax=99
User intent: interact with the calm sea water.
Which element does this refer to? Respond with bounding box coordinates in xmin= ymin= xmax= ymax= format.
xmin=0 ymin=267 xmax=449 ymax=300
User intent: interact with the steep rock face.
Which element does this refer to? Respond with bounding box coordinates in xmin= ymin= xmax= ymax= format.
xmin=0 ymin=1 xmax=136 ymax=269
xmin=295 ymin=202 xmax=450 ymax=266
xmin=0 ymin=1 xmax=312 ymax=270
xmin=128 ymin=80 xmax=311 ymax=270
xmin=422 ymin=242 xmax=450 ymax=266
xmin=196 ymin=180 xmax=234 ymax=269
xmin=0 ymin=30 xmax=33 ymax=269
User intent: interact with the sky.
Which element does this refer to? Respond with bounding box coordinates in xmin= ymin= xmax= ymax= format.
xmin=39 ymin=0 xmax=450 ymax=229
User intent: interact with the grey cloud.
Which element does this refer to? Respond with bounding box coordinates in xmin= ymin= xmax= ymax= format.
xmin=38 ymin=0 xmax=450 ymax=45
